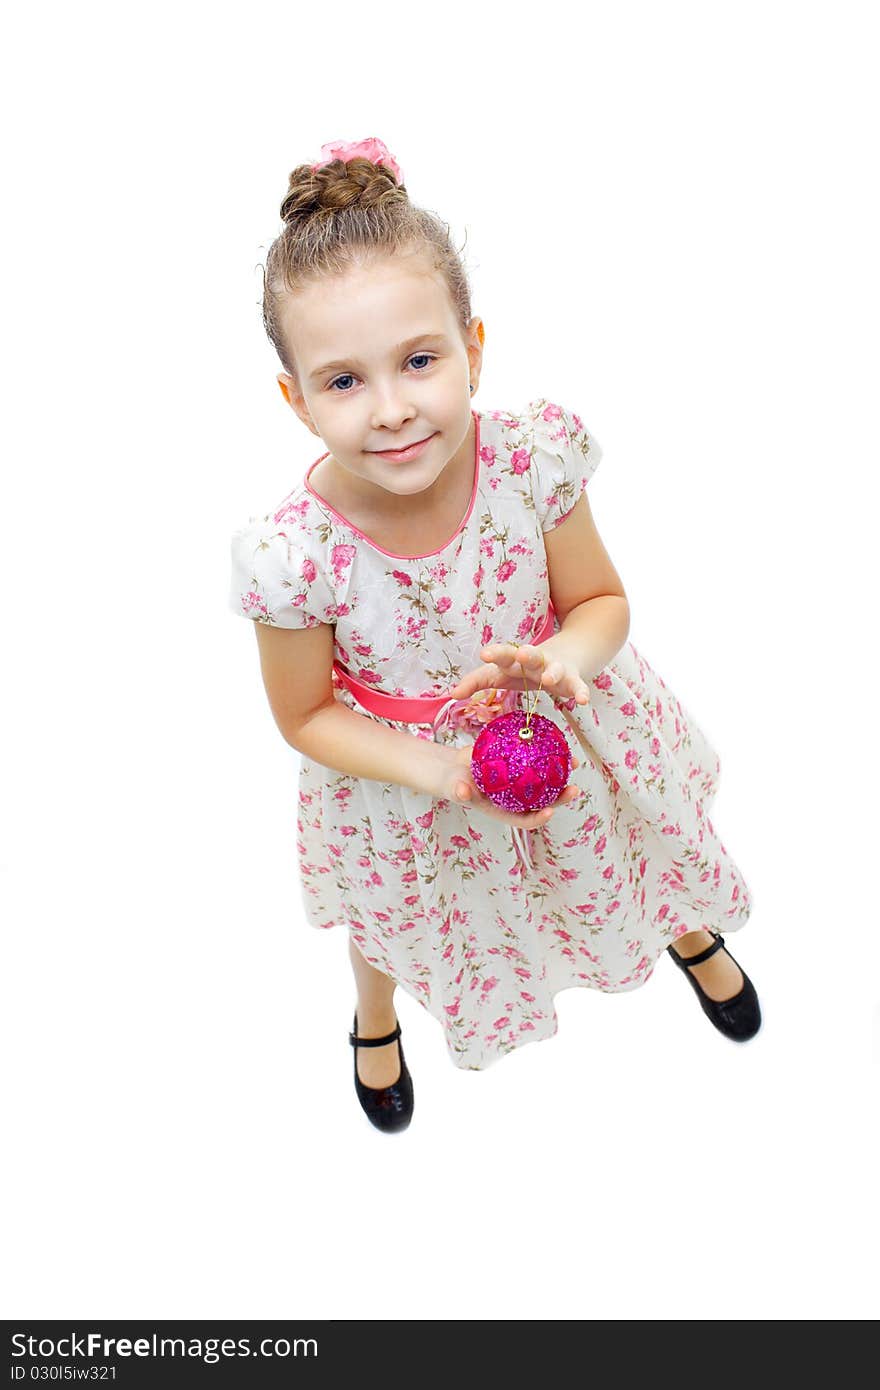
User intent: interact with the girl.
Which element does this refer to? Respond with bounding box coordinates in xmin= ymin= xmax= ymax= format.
xmin=229 ymin=136 xmax=760 ymax=1134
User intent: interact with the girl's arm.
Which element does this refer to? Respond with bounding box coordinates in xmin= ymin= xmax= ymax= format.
xmin=293 ymin=698 xmax=458 ymax=796
xmin=538 ymin=493 xmax=631 ymax=681
xmin=539 ymin=594 xmax=631 ymax=686
xmin=252 ymin=621 xmax=458 ymax=797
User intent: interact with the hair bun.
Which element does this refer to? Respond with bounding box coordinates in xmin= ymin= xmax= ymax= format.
xmin=281 ymin=156 xmax=404 ymax=225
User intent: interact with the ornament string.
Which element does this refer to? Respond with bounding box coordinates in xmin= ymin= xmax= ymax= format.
xmin=518 ymin=650 xmax=546 ymax=740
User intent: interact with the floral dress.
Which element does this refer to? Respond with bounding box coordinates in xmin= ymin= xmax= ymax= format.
xmin=229 ymin=399 xmax=753 ymax=1071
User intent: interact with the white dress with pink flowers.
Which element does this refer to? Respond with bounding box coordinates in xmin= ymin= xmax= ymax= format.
xmin=229 ymin=398 xmax=753 ymax=1071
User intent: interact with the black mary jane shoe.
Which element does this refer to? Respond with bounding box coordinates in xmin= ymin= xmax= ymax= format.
xmin=667 ymin=930 xmax=762 ymax=1042
xmin=349 ymin=1010 xmax=415 ymax=1133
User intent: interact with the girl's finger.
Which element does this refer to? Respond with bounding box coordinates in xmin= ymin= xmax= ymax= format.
xmin=450 ymin=667 xmax=493 ymax=697
xmin=482 ymin=644 xmax=517 ymax=667
xmin=513 ymin=645 xmax=534 ymax=667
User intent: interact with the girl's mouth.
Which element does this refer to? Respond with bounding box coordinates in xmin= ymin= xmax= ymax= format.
xmin=370 ymin=433 xmax=437 ymax=462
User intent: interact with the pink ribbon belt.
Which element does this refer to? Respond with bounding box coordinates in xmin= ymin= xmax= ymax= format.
xmin=329 ymin=601 xmax=559 ymax=874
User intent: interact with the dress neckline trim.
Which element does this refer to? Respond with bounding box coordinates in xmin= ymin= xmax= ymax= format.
xmin=303 ymin=410 xmax=481 ymax=561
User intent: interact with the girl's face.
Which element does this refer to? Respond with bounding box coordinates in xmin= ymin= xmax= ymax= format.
xmin=276 ymin=252 xmax=484 ymax=507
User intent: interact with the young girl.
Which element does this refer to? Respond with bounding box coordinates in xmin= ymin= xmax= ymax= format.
xmin=229 ymin=136 xmax=760 ymax=1134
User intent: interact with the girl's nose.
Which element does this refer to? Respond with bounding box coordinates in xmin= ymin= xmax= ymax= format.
xmin=370 ymin=395 xmax=417 ymax=431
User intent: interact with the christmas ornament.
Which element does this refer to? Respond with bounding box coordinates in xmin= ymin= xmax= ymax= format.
xmin=469 ymin=651 xmax=573 ymax=814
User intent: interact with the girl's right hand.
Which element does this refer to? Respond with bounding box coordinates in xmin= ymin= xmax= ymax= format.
xmin=439 ymin=743 xmax=582 ymax=830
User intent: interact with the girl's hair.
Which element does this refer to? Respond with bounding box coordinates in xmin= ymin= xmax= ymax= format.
xmin=261 ymin=155 xmax=473 ymax=383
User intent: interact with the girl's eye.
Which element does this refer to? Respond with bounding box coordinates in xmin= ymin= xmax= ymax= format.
xmin=328 ymin=353 xmax=437 ymax=393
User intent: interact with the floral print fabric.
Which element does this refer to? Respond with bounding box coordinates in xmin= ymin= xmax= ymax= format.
xmin=229 ymin=398 xmax=753 ymax=1070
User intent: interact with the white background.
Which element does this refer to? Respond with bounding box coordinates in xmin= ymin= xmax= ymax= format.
xmin=3 ymin=0 xmax=877 ymax=1321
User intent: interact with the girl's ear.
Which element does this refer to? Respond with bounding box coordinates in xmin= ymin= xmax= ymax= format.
xmin=278 ymin=369 xmax=305 ymax=405
xmin=466 ymin=319 xmax=485 ymax=391
xmin=276 ymin=374 xmax=321 ymax=436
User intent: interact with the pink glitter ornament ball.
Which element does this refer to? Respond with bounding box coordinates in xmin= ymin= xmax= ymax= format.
xmin=470 ymin=710 xmax=572 ymax=814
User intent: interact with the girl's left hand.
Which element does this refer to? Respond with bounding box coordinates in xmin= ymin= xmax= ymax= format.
xmin=448 ymin=644 xmax=591 ymax=706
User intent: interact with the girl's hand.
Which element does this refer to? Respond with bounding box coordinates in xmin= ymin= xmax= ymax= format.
xmin=439 ymin=744 xmax=583 ymax=830
xmin=448 ymin=644 xmax=591 ymax=707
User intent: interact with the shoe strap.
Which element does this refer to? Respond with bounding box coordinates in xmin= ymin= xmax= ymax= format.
xmin=670 ymin=932 xmax=725 ymax=968
xmin=349 ymin=1022 xmax=402 ymax=1048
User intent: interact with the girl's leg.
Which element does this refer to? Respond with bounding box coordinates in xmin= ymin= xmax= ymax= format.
xmin=348 ymin=935 xmax=403 ymax=1088
xmin=667 ymin=928 xmax=744 ymax=1001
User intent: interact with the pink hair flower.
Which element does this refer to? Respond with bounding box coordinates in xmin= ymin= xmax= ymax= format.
xmin=310 ymin=136 xmax=403 ymax=185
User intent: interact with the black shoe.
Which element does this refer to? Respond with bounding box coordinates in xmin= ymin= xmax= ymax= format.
xmin=349 ymin=1010 xmax=414 ymax=1132
xmin=667 ymin=930 xmax=762 ymax=1041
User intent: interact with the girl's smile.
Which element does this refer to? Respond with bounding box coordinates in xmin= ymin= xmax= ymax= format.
xmin=368 ymin=431 xmax=439 ymax=461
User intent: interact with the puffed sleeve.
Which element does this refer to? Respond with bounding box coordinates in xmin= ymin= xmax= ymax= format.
xmin=229 ymin=514 xmax=335 ymax=628
xmin=525 ymin=398 xmax=603 ymax=532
